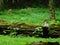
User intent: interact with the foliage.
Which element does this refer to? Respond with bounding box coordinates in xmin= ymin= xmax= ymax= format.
xmin=0 ymin=35 xmax=60 ymax=45
xmin=0 ymin=8 xmax=50 ymax=24
xmin=0 ymin=8 xmax=60 ymax=37
xmin=0 ymin=8 xmax=60 ymax=24
xmin=50 ymin=20 xmax=60 ymax=25
xmin=3 ymin=0 xmax=60 ymax=9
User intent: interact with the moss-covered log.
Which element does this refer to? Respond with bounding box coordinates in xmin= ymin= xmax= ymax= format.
xmin=0 ymin=19 xmax=60 ymax=37
xmin=28 ymin=41 xmax=59 ymax=45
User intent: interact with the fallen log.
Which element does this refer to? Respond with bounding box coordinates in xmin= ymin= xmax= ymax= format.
xmin=27 ymin=41 xmax=59 ymax=45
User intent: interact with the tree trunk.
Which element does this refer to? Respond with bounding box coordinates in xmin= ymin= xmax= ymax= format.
xmin=49 ymin=0 xmax=55 ymax=20
xmin=0 ymin=0 xmax=3 ymax=10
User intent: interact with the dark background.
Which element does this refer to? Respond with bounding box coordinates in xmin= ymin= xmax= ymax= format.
xmin=3 ymin=0 xmax=60 ymax=8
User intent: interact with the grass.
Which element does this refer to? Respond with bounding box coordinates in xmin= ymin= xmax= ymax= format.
xmin=0 ymin=8 xmax=60 ymax=24
xmin=0 ymin=35 xmax=60 ymax=45
xmin=0 ymin=8 xmax=60 ymax=45
xmin=0 ymin=7 xmax=60 ymax=24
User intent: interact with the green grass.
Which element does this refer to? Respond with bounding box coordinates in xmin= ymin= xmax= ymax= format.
xmin=0 ymin=7 xmax=60 ymax=24
xmin=0 ymin=35 xmax=60 ymax=45
xmin=0 ymin=8 xmax=60 ymax=45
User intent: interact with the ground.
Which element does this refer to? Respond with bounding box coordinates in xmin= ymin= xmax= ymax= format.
xmin=0 ymin=7 xmax=60 ymax=24
xmin=0 ymin=35 xmax=60 ymax=45
xmin=0 ymin=7 xmax=60 ymax=45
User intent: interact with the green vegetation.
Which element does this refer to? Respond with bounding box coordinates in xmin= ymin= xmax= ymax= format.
xmin=0 ymin=8 xmax=60 ymax=45
xmin=0 ymin=8 xmax=60 ymax=24
xmin=0 ymin=35 xmax=60 ymax=45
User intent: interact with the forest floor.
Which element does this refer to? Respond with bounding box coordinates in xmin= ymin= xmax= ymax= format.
xmin=0 ymin=35 xmax=60 ymax=45
xmin=0 ymin=8 xmax=60 ymax=45
xmin=0 ymin=7 xmax=60 ymax=24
